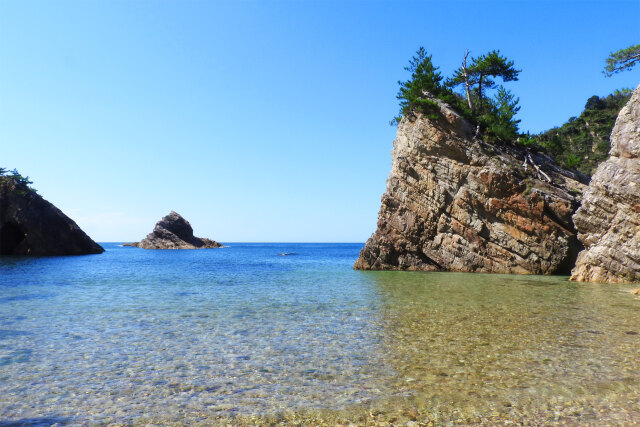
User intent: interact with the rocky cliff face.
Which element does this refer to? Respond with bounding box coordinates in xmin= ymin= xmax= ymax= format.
xmin=0 ymin=179 xmax=104 ymax=256
xmin=570 ymin=85 xmax=640 ymax=283
xmin=355 ymin=97 xmax=588 ymax=274
xmin=130 ymin=211 xmax=222 ymax=249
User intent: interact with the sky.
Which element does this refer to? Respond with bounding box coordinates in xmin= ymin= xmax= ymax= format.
xmin=1 ymin=0 xmax=638 ymax=242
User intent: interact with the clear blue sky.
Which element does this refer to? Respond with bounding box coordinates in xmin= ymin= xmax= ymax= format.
xmin=1 ymin=0 xmax=638 ymax=242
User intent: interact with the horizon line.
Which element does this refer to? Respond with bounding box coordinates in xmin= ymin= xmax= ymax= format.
xmin=100 ymin=241 xmax=367 ymax=244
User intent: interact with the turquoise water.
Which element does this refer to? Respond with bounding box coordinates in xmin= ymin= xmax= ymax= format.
xmin=1 ymin=243 xmax=639 ymax=425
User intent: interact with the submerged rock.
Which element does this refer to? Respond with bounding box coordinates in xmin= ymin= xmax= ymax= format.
xmin=355 ymin=96 xmax=588 ymax=274
xmin=130 ymin=211 xmax=222 ymax=249
xmin=571 ymin=85 xmax=640 ymax=284
xmin=0 ymin=178 xmax=104 ymax=256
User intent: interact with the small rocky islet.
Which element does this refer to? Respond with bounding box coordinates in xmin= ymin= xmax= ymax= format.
xmin=126 ymin=210 xmax=223 ymax=249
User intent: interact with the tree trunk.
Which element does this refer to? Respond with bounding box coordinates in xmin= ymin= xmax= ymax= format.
xmin=478 ymin=74 xmax=483 ymax=113
xmin=462 ymin=50 xmax=474 ymax=114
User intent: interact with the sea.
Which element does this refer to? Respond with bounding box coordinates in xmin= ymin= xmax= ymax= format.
xmin=1 ymin=243 xmax=639 ymax=425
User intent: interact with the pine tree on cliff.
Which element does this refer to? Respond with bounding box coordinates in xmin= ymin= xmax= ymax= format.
xmin=392 ymin=47 xmax=449 ymax=125
xmin=604 ymin=44 xmax=640 ymax=76
xmin=485 ymin=86 xmax=521 ymax=142
xmin=449 ymin=50 xmax=520 ymax=117
xmin=448 ymin=50 xmax=521 ymax=141
xmin=393 ymin=48 xmax=522 ymax=142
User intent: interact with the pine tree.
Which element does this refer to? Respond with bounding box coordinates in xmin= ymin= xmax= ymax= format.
xmin=449 ymin=50 xmax=520 ymax=117
xmin=392 ymin=47 xmax=446 ymax=124
xmin=604 ymin=44 xmax=640 ymax=76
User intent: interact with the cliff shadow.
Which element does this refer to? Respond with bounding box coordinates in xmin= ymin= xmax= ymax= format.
xmin=0 ymin=222 xmax=27 ymax=255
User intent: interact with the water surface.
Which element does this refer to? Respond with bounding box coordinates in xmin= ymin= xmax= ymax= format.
xmin=0 ymin=243 xmax=638 ymax=425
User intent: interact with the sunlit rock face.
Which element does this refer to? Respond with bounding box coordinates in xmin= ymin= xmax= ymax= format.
xmin=571 ymin=85 xmax=640 ymax=284
xmin=355 ymin=97 xmax=588 ymax=274
xmin=0 ymin=179 xmax=104 ymax=256
xmin=130 ymin=211 xmax=222 ymax=249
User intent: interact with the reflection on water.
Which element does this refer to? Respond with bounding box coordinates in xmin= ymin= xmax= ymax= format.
xmin=0 ymin=244 xmax=639 ymax=425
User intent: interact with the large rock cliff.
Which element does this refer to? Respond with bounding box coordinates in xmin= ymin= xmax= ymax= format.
xmin=0 ymin=179 xmax=104 ymax=256
xmin=355 ymin=97 xmax=588 ymax=274
xmin=130 ymin=211 xmax=222 ymax=249
xmin=570 ymin=85 xmax=640 ymax=283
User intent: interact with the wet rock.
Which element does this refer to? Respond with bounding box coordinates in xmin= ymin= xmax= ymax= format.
xmin=571 ymin=85 xmax=640 ymax=284
xmin=0 ymin=178 xmax=104 ymax=256
xmin=130 ymin=211 xmax=222 ymax=249
xmin=354 ymin=95 xmax=588 ymax=274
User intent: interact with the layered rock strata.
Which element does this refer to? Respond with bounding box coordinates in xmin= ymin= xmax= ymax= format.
xmin=570 ymin=85 xmax=640 ymax=283
xmin=355 ymin=97 xmax=588 ymax=274
xmin=0 ymin=179 xmax=104 ymax=256
xmin=129 ymin=211 xmax=222 ymax=249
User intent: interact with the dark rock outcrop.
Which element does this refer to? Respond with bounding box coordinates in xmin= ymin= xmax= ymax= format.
xmin=570 ymin=84 xmax=640 ymax=283
xmin=355 ymin=96 xmax=588 ymax=274
xmin=0 ymin=179 xmax=104 ymax=256
xmin=129 ymin=211 xmax=222 ymax=249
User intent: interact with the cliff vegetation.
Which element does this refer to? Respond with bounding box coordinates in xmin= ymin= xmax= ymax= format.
xmin=392 ymin=47 xmax=522 ymax=144
xmin=394 ymin=47 xmax=636 ymax=176
xmin=531 ymin=89 xmax=632 ymax=175
xmin=0 ymin=168 xmax=36 ymax=194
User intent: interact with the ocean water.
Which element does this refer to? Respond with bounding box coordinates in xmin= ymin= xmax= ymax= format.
xmin=0 ymin=243 xmax=639 ymax=426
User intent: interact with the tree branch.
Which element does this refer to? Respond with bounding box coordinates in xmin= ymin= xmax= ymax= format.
xmin=462 ymin=49 xmax=474 ymax=113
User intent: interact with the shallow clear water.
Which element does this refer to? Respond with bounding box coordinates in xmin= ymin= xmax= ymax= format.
xmin=0 ymin=243 xmax=638 ymax=425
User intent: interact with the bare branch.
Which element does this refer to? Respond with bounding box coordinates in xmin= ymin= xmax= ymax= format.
xmin=525 ymin=152 xmax=551 ymax=183
xmin=462 ymin=49 xmax=474 ymax=113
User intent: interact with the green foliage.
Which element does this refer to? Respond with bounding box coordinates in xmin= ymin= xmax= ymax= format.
xmin=0 ymin=168 xmax=36 ymax=192
xmin=533 ymin=89 xmax=632 ymax=175
xmin=565 ymin=153 xmax=581 ymax=169
xmin=604 ymin=44 xmax=640 ymax=76
xmin=479 ymin=86 xmax=521 ymax=142
xmin=393 ymin=46 xmax=633 ymax=176
xmin=517 ymin=132 xmax=537 ymax=148
xmin=393 ymin=47 xmax=450 ymax=125
xmin=394 ymin=48 xmax=522 ymax=143
xmin=449 ymin=50 xmax=520 ymax=115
